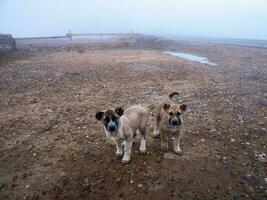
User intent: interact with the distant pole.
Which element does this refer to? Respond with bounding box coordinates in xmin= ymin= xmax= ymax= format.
xmin=130 ymin=29 xmax=133 ymax=41
xmin=68 ymin=29 xmax=72 ymax=41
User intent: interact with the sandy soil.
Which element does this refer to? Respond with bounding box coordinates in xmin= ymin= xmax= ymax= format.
xmin=0 ymin=39 xmax=266 ymax=200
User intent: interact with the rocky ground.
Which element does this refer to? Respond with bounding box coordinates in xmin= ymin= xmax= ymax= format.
xmin=0 ymin=38 xmax=266 ymax=200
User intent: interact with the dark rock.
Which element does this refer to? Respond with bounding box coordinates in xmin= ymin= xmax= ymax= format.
xmin=0 ymin=34 xmax=16 ymax=54
xmin=115 ymin=176 xmax=123 ymax=183
xmin=83 ymin=146 xmax=91 ymax=156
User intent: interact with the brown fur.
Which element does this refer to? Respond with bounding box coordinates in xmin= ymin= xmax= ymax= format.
xmin=96 ymin=104 xmax=154 ymax=163
xmin=153 ymin=92 xmax=187 ymax=154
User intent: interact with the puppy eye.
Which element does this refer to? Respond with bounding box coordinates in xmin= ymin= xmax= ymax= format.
xmin=111 ymin=116 xmax=118 ymax=121
xmin=103 ymin=117 xmax=110 ymax=123
xmin=169 ymin=112 xmax=173 ymax=116
xmin=177 ymin=112 xmax=181 ymax=116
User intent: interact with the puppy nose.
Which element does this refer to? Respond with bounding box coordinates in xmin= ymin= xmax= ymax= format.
xmin=109 ymin=124 xmax=115 ymax=129
xmin=108 ymin=123 xmax=117 ymax=131
xmin=171 ymin=118 xmax=181 ymax=126
xmin=172 ymin=120 xmax=178 ymax=125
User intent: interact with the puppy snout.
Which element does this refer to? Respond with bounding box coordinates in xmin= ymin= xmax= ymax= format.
xmin=108 ymin=121 xmax=117 ymax=132
xmin=172 ymin=119 xmax=179 ymax=125
xmin=170 ymin=117 xmax=181 ymax=126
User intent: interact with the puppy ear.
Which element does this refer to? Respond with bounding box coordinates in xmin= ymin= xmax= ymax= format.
xmin=95 ymin=111 xmax=104 ymax=121
xmin=180 ymin=104 xmax=187 ymax=112
xmin=115 ymin=106 xmax=124 ymax=116
xmin=163 ymin=103 xmax=171 ymax=111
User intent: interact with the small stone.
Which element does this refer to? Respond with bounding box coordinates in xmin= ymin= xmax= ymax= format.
xmin=230 ymin=138 xmax=235 ymax=142
xmin=264 ymin=178 xmax=267 ymax=184
xmin=258 ymin=154 xmax=267 ymax=163
xmin=130 ymin=180 xmax=134 ymax=184
xmin=163 ymin=153 xmax=176 ymax=160
xmin=138 ymin=184 xmax=143 ymax=188
xmin=83 ymin=146 xmax=91 ymax=156
xmin=240 ymin=173 xmax=246 ymax=179
xmin=115 ymin=176 xmax=122 ymax=183
xmin=222 ymin=157 xmax=228 ymax=165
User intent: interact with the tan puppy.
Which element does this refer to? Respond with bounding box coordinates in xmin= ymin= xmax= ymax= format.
xmin=152 ymin=92 xmax=187 ymax=155
xmin=95 ymin=105 xmax=154 ymax=163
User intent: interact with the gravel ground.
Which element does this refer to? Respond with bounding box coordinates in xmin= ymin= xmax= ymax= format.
xmin=0 ymin=39 xmax=266 ymax=200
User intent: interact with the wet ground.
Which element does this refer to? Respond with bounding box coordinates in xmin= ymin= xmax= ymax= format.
xmin=0 ymin=39 xmax=266 ymax=199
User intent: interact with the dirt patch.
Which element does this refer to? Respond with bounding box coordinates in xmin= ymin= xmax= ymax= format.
xmin=0 ymin=41 xmax=266 ymax=200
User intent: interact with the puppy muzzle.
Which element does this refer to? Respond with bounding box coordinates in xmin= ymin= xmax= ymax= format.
xmin=169 ymin=117 xmax=181 ymax=126
xmin=107 ymin=121 xmax=118 ymax=132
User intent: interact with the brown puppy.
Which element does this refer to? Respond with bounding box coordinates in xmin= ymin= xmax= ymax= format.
xmin=95 ymin=105 xmax=154 ymax=163
xmin=152 ymin=92 xmax=187 ymax=154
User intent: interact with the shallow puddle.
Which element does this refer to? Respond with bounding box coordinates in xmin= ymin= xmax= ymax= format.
xmin=164 ymin=51 xmax=218 ymax=66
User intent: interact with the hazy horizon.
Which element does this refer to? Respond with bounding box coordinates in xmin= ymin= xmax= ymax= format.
xmin=1 ymin=0 xmax=267 ymax=40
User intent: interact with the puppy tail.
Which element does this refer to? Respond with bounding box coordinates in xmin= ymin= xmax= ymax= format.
xmin=169 ymin=92 xmax=180 ymax=100
xmin=144 ymin=104 xmax=156 ymax=111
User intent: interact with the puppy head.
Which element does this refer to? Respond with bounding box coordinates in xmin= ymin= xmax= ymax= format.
xmin=163 ymin=103 xmax=187 ymax=126
xmin=95 ymin=106 xmax=124 ymax=133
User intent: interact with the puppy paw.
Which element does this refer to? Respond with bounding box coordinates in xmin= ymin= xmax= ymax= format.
xmin=116 ymin=151 xmax=123 ymax=158
xmin=161 ymin=143 xmax=169 ymax=152
xmin=152 ymin=129 xmax=160 ymax=138
xmin=122 ymin=157 xmax=131 ymax=164
xmin=174 ymin=149 xmax=183 ymax=155
xmin=139 ymin=147 xmax=146 ymax=155
xmin=121 ymin=141 xmax=126 ymax=147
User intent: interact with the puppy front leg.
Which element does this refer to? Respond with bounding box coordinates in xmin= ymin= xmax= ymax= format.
xmin=122 ymin=138 xmax=133 ymax=164
xmin=152 ymin=115 xmax=160 ymax=138
xmin=139 ymin=128 xmax=147 ymax=154
xmin=160 ymin=131 xmax=169 ymax=151
xmin=114 ymin=140 xmax=123 ymax=158
xmin=173 ymin=129 xmax=183 ymax=155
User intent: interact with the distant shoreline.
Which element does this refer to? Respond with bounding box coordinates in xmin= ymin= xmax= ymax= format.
xmin=161 ymin=35 xmax=267 ymax=49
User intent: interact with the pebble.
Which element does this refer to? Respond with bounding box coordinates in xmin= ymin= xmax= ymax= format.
xmin=83 ymin=146 xmax=91 ymax=156
xmin=264 ymin=178 xmax=267 ymax=184
xmin=115 ymin=176 xmax=123 ymax=183
xmin=138 ymin=184 xmax=143 ymax=188
xmin=222 ymin=157 xmax=228 ymax=165
xmin=163 ymin=153 xmax=176 ymax=160
xmin=230 ymin=138 xmax=235 ymax=142
xmin=257 ymin=153 xmax=267 ymax=163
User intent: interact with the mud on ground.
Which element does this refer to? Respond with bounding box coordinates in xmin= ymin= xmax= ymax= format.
xmin=0 ymin=40 xmax=266 ymax=200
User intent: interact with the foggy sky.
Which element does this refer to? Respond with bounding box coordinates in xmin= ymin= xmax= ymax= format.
xmin=1 ymin=0 xmax=267 ymax=40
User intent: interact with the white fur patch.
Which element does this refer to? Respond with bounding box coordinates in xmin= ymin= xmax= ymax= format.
xmin=139 ymin=138 xmax=146 ymax=154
